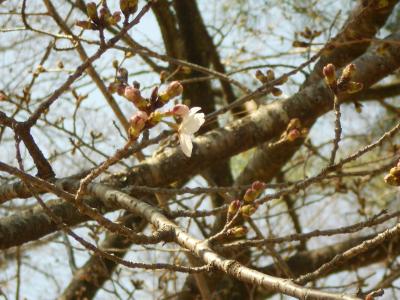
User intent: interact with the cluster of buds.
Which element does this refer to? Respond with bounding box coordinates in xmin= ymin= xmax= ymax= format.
xmin=384 ymin=161 xmax=400 ymax=186
xmin=255 ymin=69 xmax=288 ymax=96
xmin=226 ymin=181 xmax=266 ymax=222
xmin=109 ymin=68 xmax=184 ymax=112
xmin=109 ymin=64 xmax=205 ymax=156
xmin=122 ymin=81 xmax=183 ymax=141
xmin=282 ymin=118 xmax=308 ymax=142
xmin=76 ymin=2 xmax=121 ymax=30
xmin=322 ymin=63 xmax=363 ymax=95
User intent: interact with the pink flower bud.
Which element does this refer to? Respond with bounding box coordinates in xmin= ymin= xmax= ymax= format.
xmin=252 ymin=181 xmax=266 ymax=191
xmin=171 ymin=104 xmax=190 ymax=116
xmin=228 ymin=199 xmax=241 ymax=215
xmin=323 ymin=64 xmax=336 ymax=86
xmin=124 ymin=86 xmax=148 ymax=109
xmin=341 ymin=63 xmax=356 ymax=81
xmin=124 ymin=86 xmax=141 ymax=102
xmin=166 ymin=81 xmax=183 ymax=98
xmin=130 ymin=111 xmax=148 ymax=127
xmin=129 ymin=111 xmax=148 ymax=139
xmin=159 ymin=81 xmax=183 ymax=103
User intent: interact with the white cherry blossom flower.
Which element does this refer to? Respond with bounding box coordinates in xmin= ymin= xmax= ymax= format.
xmin=176 ymin=106 xmax=205 ymax=157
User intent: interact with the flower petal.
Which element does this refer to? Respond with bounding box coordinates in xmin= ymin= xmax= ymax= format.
xmin=179 ymin=133 xmax=193 ymax=157
xmin=189 ymin=107 xmax=202 ymax=115
xmin=180 ymin=113 xmax=205 ymax=134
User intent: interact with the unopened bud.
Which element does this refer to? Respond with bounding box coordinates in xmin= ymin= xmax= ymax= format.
xmin=75 ymin=20 xmax=96 ymax=30
xmin=99 ymin=7 xmax=110 ymax=26
xmin=124 ymin=86 xmax=147 ymax=109
xmin=323 ymin=64 xmax=336 ymax=86
xmin=117 ymin=68 xmax=128 ymax=83
xmin=266 ymin=69 xmax=275 ymax=81
xmin=160 ymin=71 xmax=168 ymax=83
xmin=159 ymin=81 xmax=183 ymax=102
xmin=86 ymin=2 xmax=98 ymax=21
xmin=124 ymin=86 xmax=141 ymax=102
xmin=255 ymin=70 xmax=267 ymax=83
xmin=129 ymin=111 xmax=148 ymax=139
xmin=243 ymin=189 xmax=257 ymax=203
xmin=341 ymin=64 xmax=356 ymax=81
xmin=120 ymin=0 xmax=128 ymax=13
xmin=252 ymin=181 xmax=266 ymax=191
xmin=107 ymin=12 xmax=121 ymax=26
xmin=240 ymin=204 xmax=257 ymax=218
xmin=271 ymin=87 xmax=282 ymax=97
xmin=227 ymin=200 xmax=241 ymax=220
xmin=171 ymin=104 xmax=189 ymax=116
xmin=227 ymin=226 xmax=248 ymax=238
xmin=120 ymin=0 xmax=138 ymax=16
